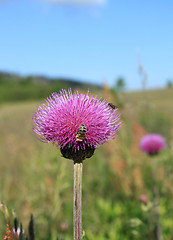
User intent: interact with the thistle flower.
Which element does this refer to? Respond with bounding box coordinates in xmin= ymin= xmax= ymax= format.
xmin=139 ymin=134 xmax=166 ymax=156
xmin=33 ymin=89 xmax=121 ymax=161
xmin=140 ymin=134 xmax=166 ymax=240
xmin=33 ymin=89 xmax=122 ymax=240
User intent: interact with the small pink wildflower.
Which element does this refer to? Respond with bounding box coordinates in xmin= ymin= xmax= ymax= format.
xmin=33 ymin=89 xmax=121 ymax=160
xmin=139 ymin=194 xmax=148 ymax=204
xmin=140 ymin=134 xmax=166 ymax=156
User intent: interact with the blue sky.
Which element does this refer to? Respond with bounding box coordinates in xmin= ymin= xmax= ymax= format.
xmin=0 ymin=0 xmax=173 ymax=90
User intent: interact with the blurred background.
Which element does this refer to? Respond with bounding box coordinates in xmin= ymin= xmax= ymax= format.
xmin=0 ymin=0 xmax=173 ymax=239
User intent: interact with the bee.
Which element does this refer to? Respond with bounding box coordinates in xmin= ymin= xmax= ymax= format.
xmin=108 ymin=102 xmax=118 ymax=110
xmin=76 ymin=124 xmax=87 ymax=142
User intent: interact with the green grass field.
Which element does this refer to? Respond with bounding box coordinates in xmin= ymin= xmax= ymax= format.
xmin=0 ymin=87 xmax=173 ymax=240
xmin=124 ymin=88 xmax=173 ymax=118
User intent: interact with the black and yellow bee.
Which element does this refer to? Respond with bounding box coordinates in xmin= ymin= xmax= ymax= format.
xmin=76 ymin=124 xmax=87 ymax=142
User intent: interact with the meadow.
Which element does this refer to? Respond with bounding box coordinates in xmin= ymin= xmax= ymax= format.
xmin=0 ymin=84 xmax=173 ymax=240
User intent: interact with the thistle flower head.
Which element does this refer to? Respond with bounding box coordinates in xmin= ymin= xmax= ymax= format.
xmin=33 ymin=89 xmax=121 ymax=161
xmin=139 ymin=134 xmax=166 ymax=156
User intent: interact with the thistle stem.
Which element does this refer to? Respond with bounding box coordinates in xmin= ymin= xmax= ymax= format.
xmin=74 ymin=161 xmax=83 ymax=240
xmin=152 ymin=156 xmax=162 ymax=240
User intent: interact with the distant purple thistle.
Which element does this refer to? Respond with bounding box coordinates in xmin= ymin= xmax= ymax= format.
xmin=33 ymin=89 xmax=121 ymax=160
xmin=140 ymin=134 xmax=166 ymax=156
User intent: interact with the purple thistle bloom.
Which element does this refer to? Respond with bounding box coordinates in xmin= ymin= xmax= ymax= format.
xmin=140 ymin=134 xmax=166 ymax=156
xmin=33 ymin=89 xmax=121 ymax=161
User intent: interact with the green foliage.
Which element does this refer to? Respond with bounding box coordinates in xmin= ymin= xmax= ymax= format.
xmin=0 ymin=71 xmax=101 ymax=103
xmin=115 ymin=77 xmax=126 ymax=92
xmin=166 ymin=80 xmax=173 ymax=88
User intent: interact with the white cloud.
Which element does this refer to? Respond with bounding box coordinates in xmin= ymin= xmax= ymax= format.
xmin=39 ymin=0 xmax=106 ymax=6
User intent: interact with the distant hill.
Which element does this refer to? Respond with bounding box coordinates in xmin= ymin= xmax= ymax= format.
xmin=0 ymin=71 xmax=102 ymax=103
